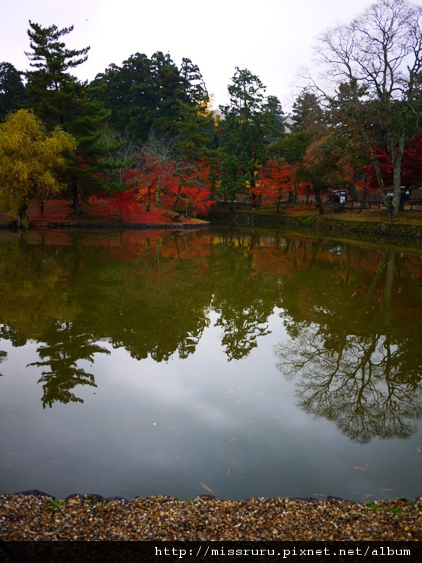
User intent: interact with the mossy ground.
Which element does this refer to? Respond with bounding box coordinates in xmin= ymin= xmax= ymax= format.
xmin=245 ymin=201 xmax=422 ymax=226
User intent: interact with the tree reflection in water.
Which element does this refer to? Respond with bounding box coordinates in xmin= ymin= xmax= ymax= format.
xmin=1 ymin=229 xmax=421 ymax=432
xmin=0 ymin=349 xmax=6 ymax=376
xmin=275 ymin=249 xmax=422 ymax=443
xmin=27 ymin=321 xmax=110 ymax=409
xmin=276 ymin=327 xmax=422 ymax=443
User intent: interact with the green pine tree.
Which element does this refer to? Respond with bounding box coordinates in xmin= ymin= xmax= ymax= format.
xmin=91 ymin=52 xmax=211 ymax=149
xmin=218 ymin=68 xmax=284 ymax=203
xmin=0 ymin=62 xmax=26 ymax=120
xmin=25 ymin=21 xmax=121 ymax=214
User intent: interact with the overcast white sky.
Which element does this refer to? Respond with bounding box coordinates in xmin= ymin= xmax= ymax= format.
xmin=1 ymin=0 xmax=375 ymax=111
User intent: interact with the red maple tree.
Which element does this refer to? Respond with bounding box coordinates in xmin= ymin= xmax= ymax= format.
xmin=251 ymin=160 xmax=298 ymax=210
xmin=363 ymin=136 xmax=422 ymax=196
xmin=124 ymin=153 xmax=180 ymax=212
xmin=96 ymin=190 xmax=140 ymax=221
xmin=164 ymin=159 xmax=214 ymax=217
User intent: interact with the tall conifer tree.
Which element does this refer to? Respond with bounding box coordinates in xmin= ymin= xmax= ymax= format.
xmin=25 ymin=21 xmax=119 ymax=214
xmin=0 ymin=62 xmax=26 ymax=120
xmin=91 ymin=52 xmax=210 ymax=147
xmin=218 ymin=68 xmax=285 ymax=203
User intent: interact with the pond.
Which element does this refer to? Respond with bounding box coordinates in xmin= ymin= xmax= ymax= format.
xmin=0 ymin=227 xmax=421 ymax=502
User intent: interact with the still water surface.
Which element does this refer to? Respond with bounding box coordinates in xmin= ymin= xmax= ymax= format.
xmin=0 ymin=227 xmax=421 ymax=501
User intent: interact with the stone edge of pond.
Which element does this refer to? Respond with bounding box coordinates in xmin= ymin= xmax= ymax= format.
xmin=4 ymin=489 xmax=421 ymax=506
xmin=223 ymin=212 xmax=422 ymax=240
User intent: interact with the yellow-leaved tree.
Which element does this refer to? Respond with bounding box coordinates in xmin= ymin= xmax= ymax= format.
xmin=0 ymin=109 xmax=76 ymax=226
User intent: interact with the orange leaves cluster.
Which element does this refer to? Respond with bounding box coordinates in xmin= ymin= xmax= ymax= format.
xmin=123 ymin=155 xmax=214 ymax=217
xmin=170 ymin=159 xmax=215 ymax=217
xmin=251 ymin=160 xmax=298 ymax=208
xmin=124 ymin=154 xmax=178 ymax=211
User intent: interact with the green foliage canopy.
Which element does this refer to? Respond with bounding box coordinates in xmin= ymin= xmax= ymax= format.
xmin=91 ymin=53 xmax=209 ymax=143
xmin=0 ymin=62 xmax=26 ymax=120
xmin=217 ymin=67 xmax=285 ymax=202
xmin=25 ymin=21 xmax=120 ymax=213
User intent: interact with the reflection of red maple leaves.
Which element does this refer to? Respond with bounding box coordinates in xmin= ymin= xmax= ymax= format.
xmin=159 ymin=232 xmax=213 ymax=261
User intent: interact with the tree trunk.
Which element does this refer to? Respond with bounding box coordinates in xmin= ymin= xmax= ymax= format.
xmin=391 ymin=143 xmax=404 ymax=219
xmin=360 ymin=188 xmax=368 ymax=209
xmin=17 ymin=197 xmax=31 ymax=228
xmin=288 ymin=190 xmax=298 ymax=204
xmin=399 ymin=192 xmax=407 ymax=210
xmin=71 ymin=180 xmax=83 ymax=215
xmin=314 ymin=187 xmax=325 ymax=215
xmin=384 ymin=250 xmax=395 ymax=313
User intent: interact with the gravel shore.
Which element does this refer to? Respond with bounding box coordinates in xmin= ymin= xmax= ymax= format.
xmin=1 ymin=492 xmax=421 ymax=541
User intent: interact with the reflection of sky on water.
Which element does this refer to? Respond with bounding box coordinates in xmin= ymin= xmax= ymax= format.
xmin=1 ymin=307 xmax=421 ymax=502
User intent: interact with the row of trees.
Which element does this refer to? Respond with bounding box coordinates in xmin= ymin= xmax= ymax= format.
xmin=312 ymin=0 xmax=422 ymax=218
xmin=1 ymin=0 xmax=422 ymax=223
xmin=0 ymin=21 xmax=121 ymax=222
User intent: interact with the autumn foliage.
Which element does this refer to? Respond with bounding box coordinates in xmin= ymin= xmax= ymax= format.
xmin=121 ymin=155 xmax=214 ymax=218
xmin=363 ymin=136 xmax=422 ymax=193
xmin=166 ymin=159 xmax=215 ymax=217
xmin=124 ymin=154 xmax=177 ymax=212
xmin=0 ymin=109 xmax=77 ymax=224
xmin=251 ymin=160 xmax=298 ymax=210
xmin=94 ymin=190 xmax=140 ymax=221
